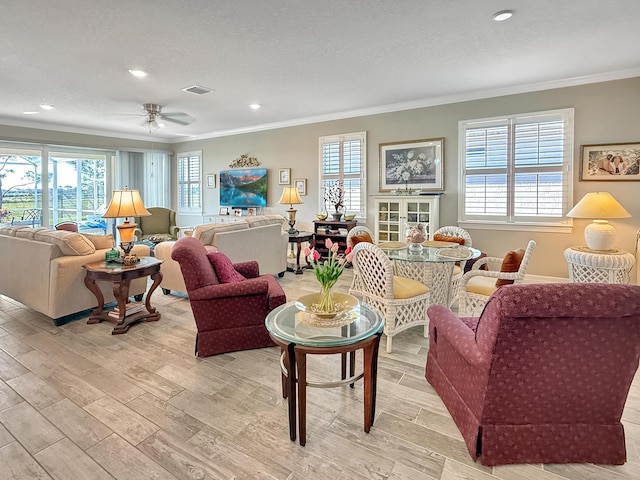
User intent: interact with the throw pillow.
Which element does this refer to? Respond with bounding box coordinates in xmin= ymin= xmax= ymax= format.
xmin=433 ymin=234 xmax=465 ymax=245
xmin=207 ymin=252 xmax=246 ymax=283
xmin=82 ymin=233 xmax=115 ymax=250
xmin=495 ymin=248 xmax=525 ymax=287
xmin=350 ymin=232 xmax=373 ymax=246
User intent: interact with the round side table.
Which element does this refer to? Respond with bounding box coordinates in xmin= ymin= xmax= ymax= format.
xmin=563 ymin=246 xmax=635 ymax=284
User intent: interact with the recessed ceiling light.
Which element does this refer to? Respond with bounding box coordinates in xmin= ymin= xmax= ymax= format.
xmin=249 ymin=104 xmax=261 ymax=110
xmin=128 ymin=69 xmax=148 ymax=77
xmin=39 ymin=104 xmax=55 ymax=110
xmin=493 ymin=10 xmax=513 ymax=21
xmin=23 ymin=111 xmax=39 ymax=115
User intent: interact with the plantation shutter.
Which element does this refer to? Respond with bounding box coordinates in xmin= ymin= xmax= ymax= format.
xmin=460 ymin=109 xmax=573 ymax=226
xmin=177 ymin=151 xmax=202 ymax=212
xmin=319 ymin=132 xmax=366 ymax=217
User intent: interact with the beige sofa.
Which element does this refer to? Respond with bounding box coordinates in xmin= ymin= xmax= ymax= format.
xmin=154 ymin=215 xmax=289 ymax=294
xmin=0 ymin=226 xmax=150 ymax=325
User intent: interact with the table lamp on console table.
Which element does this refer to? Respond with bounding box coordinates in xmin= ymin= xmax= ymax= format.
xmin=102 ymin=186 xmax=151 ymax=261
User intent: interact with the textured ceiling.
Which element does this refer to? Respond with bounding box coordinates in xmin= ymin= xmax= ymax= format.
xmin=1 ymin=0 xmax=640 ymax=143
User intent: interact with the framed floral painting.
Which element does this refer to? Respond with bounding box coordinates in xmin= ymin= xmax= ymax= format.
xmin=379 ymin=138 xmax=444 ymax=191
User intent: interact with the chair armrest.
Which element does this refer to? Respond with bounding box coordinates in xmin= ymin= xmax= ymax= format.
xmin=169 ymin=225 xmax=180 ymax=238
xmin=471 ymin=256 xmax=503 ymax=271
xmin=188 ymin=277 xmax=269 ymax=301
xmin=461 ymin=268 xmax=523 ymax=288
xmin=233 ymin=261 xmax=260 ymax=278
xmin=428 ymin=305 xmax=485 ymax=365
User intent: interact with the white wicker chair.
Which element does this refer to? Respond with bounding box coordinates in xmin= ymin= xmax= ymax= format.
xmin=349 ymin=242 xmax=431 ymax=353
xmin=458 ymin=240 xmax=536 ymax=317
xmin=432 ymin=226 xmax=472 ymax=307
xmin=346 ymin=225 xmax=375 ymax=294
xmin=346 ymin=225 xmax=375 ymax=248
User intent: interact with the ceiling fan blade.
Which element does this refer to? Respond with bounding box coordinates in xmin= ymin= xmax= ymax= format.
xmin=160 ymin=114 xmax=193 ymax=126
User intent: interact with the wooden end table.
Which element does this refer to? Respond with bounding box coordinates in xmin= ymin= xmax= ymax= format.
xmin=83 ymin=256 xmax=163 ymax=334
xmin=287 ymin=231 xmax=314 ymax=274
xmin=265 ymin=302 xmax=383 ymax=446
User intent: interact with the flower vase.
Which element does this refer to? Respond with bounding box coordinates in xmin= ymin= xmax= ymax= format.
xmin=331 ymin=209 xmax=343 ymax=221
xmin=318 ymin=284 xmax=335 ymax=313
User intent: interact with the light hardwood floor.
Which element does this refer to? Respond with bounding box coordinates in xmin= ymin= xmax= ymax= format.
xmin=1 ymin=268 xmax=639 ymax=480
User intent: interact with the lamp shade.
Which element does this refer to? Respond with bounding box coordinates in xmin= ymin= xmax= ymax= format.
xmin=566 ymin=192 xmax=631 ymax=251
xmin=102 ymin=188 xmax=151 ymax=219
xmin=278 ymin=186 xmax=303 ymax=206
xmin=566 ymin=192 xmax=631 ymax=219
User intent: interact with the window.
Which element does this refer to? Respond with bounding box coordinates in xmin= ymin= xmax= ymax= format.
xmin=319 ymin=132 xmax=366 ymax=217
xmin=458 ymin=109 xmax=573 ymax=230
xmin=177 ymin=150 xmax=202 ymax=213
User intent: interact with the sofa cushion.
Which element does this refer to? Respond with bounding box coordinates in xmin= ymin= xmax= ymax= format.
xmin=15 ymin=227 xmax=49 ymax=240
xmin=82 ymin=233 xmax=115 ymax=250
xmin=0 ymin=225 xmax=32 ymax=236
xmin=194 ymin=222 xmax=249 ymax=245
xmin=33 ymin=229 xmax=96 ymax=256
xmin=244 ymin=215 xmax=286 ymax=229
xmin=496 ymin=248 xmax=525 ymax=287
xmin=207 ymin=252 xmax=246 ymax=283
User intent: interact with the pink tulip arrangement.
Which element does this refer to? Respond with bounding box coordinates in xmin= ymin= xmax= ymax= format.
xmin=303 ymin=238 xmax=354 ymax=312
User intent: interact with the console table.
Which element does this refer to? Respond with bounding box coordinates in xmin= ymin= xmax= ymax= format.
xmin=563 ymin=246 xmax=635 ymax=284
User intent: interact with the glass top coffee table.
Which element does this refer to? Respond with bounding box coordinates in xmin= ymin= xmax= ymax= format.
xmin=265 ymin=301 xmax=383 ymax=446
xmin=383 ymin=244 xmax=481 ymax=307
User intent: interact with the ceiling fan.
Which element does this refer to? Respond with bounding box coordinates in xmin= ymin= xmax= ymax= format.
xmin=140 ymin=103 xmax=193 ymax=131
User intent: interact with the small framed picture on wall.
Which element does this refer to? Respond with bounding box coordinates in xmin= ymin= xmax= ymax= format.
xmin=294 ymin=178 xmax=307 ymax=196
xmin=278 ymin=168 xmax=291 ymax=185
xmin=219 ymin=207 xmax=229 ymax=215
xmin=206 ymin=174 xmax=216 ymax=188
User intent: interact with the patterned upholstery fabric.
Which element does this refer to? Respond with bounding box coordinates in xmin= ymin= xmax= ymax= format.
xmin=136 ymin=207 xmax=178 ymax=241
xmin=426 ymin=282 xmax=640 ymax=466
xmin=171 ymin=236 xmax=286 ymax=357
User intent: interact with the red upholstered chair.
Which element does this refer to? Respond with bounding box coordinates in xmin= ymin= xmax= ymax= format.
xmin=55 ymin=221 xmax=78 ymax=232
xmin=426 ymin=282 xmax=640 ymax=466
xmin=171 ymin=236 xmax=286 ymax=357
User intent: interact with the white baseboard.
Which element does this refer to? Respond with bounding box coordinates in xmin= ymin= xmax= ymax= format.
xmin=524 ymin=274 xmax=569 ymax=284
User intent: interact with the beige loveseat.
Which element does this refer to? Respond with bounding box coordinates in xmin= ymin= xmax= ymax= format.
xmin=154 ymin=215 xmax=289 ymax=294
xmin=0 ymin=226 xmax=149 ymax=325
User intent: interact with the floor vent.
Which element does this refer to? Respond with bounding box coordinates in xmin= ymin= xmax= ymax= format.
xmin=182 ymin=85 xmax=213 ymax=95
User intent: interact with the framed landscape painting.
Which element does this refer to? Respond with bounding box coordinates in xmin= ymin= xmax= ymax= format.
xmin=379 ymin=138 xmax=444 ymax=191
xmin=581 ymin=142 xmax=640 ymax=181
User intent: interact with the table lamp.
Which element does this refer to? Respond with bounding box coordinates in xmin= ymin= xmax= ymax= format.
xmin=102 ymin=187 xmax=151 ymax=256
xmin=278 ymin=186 xmax=303 ymax=234
xmin=566 ymin=191 xmax=631 ymax=250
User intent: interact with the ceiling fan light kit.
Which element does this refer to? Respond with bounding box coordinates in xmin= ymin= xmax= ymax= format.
xmin=140 ymin=103 xmax=193 ymax=132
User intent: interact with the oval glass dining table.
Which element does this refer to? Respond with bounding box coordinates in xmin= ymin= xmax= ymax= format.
xmin=380 ymin=242 xmax=481 ymax=307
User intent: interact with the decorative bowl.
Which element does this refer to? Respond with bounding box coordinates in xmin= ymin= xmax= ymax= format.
xmin=316 ymin=213 xmax=328 ymax=220
xmin=343 ymin=214 xmax=356 ymax=221
xmin=295 ymin=292 xmax=359 ymax=319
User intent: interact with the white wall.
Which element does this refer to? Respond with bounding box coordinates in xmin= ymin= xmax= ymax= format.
xmin=171 ymin=77 xmax=640 ymax=279
xmin=3 ymin=77 xmax=639 ymax=279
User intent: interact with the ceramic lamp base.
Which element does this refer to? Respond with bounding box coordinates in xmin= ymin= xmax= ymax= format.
xmin=584 ymin=220 xmax=616 ymax=250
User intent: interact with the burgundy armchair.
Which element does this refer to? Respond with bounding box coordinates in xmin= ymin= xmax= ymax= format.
xmin=426 ymin=282 xmax=640 ymax=466
xmin=171 ymin=236 xmax=286 ymax=357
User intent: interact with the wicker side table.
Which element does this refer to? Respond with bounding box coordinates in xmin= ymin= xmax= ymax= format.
xmin=563 ymin=246 xmax=635 ymax=284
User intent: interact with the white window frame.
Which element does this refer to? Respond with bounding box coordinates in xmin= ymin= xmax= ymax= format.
xmin=458 ymin=109 xmax=574 ymax=233
xmin=318 ymin=131 xmax=367 ymax=218
xmin=177 ymin=150 xmax=202 ymax=213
